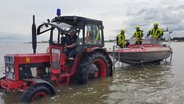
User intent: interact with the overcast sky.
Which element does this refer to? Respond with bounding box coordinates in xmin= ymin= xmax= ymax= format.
xmin=0 ymin=0 xmax=184 ymax=42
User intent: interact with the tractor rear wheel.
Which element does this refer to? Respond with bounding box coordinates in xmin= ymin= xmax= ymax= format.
xmin=77 ymin=52 xmax=109 ymax=84
xmin=21 ymin=84 xmax=51 ymax=102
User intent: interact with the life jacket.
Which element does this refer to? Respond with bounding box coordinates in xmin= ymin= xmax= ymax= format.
xmin=132 ymin=30 xmax=143 ymax=39
xmin=132 ymin=30 xmax=143 ymax=44
xmin=150 ymin=28 xmax=163 ymax=39
xmin=116 ymin=33 xmax=126 ymax=47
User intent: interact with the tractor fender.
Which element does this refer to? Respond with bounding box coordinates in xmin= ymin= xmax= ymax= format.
xmin=89 ymin=48 xmax=112 ymax=62
xmin=25 ymin=79 xmax=56 ymax=95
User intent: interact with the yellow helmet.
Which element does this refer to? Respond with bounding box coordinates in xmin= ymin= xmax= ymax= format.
xmin=121 ymin=28 xmax=125 ymax=32
xmin=136 ymin=26 xmax=140 ymax=29
xmin=154 ymin=22 xmax=158 ymax=26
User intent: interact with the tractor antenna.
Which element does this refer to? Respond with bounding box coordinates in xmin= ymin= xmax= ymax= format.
xmin=32 ymin=15 xmax=37 ymax=54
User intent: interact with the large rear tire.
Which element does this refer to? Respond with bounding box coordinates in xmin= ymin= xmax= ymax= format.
xmin=76 ymin=52 xmax=110 ymax=84
xmin=21 ymin=84 xmax=51 ymax=102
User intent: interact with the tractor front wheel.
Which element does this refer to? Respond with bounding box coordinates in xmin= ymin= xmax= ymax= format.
xmin=21 ymin=84 xmax=51 ymax=102
xmin=77 ymin=52 xmax=109 ymax=84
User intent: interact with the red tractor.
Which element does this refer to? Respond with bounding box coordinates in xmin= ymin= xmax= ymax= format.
xmin=0 ymin=9 xmax=112 ymax=102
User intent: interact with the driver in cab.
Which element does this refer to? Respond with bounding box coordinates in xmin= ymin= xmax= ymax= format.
xmin=64 ymin=30 xmax=78 ymax=71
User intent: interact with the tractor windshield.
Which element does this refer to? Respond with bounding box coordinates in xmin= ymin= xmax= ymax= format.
xmin=37 ymin=22 xmax=74 ymax=45
xmin=51 ymin=22 xmax=72 ymax=32
xmin=38 ymin=22 xmax=73 ymax=35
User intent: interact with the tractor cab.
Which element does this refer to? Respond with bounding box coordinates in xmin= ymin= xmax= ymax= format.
xmin=34 ymin=15 xmax=105 ymax=76
xmin=36 ymin=16 xmax=104 ymax=47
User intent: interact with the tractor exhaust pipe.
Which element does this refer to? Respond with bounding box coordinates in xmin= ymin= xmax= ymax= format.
xmin=32 ymin=15 xmax=37 ymax=54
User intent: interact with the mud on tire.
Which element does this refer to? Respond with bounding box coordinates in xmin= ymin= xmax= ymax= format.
xmin=76 ymin=52 xmax=110 ymax=84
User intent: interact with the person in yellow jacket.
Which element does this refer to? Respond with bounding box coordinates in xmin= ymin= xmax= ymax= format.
xmin=116 ymin=28 xmax=129 ymax=48
xmin=95 ymin=26 xmax=100 ymax=41
xmin=132 ymin=26 xmax=143 ymax=44
xmin=147 ymin=22 xmax=163 ymax=40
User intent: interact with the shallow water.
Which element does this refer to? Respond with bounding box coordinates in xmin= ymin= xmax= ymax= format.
xmin=0 ymin=42 xmax=184 ymax=104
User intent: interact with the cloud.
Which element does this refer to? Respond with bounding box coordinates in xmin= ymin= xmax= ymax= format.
xmin=117 ymin=1 xmax=184 ymax=38
xmin=0 ymin=0 xmax=184 ymax=42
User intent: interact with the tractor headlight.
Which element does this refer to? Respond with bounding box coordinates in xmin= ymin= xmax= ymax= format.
xmin=6 ymin=67 xmax=9 ymax=72
xmin=4 ymin=56 xmax=15 ymax=80
xmin=10 ymin=67 xmax=14 ymax=73
xmin=5 ymin=65 xmax=15 ymax=80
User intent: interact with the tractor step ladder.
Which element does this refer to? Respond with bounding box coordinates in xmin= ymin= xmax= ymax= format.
xmin=57 ymin=73 xmax=71 ymax=86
